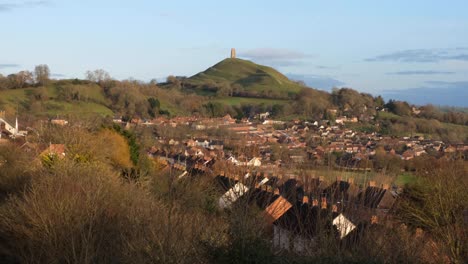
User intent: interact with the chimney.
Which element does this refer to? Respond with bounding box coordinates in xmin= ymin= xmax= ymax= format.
xmin=312 ymin=199 xmax=319 ymax=207
xmin=369 ymin=181 xmax=376 ymax=187
xmin=371 ymin=215 xmax=378 ymax=224
xmin=230 ymin=48 xmax=236 ymax=59
xmin=321 ymin=197 xmax=327 ymax=209
xmin=302 ymin=196 xmax=309 ymax=204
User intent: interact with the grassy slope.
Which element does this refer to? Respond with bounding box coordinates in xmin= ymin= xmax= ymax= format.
xmin=211 ymin=96 xmax=289 ymax=106
xmin=187 ymin=58 xmax=304 ymax=94
xmin=0 ymin=84 xmax=113 ymax=117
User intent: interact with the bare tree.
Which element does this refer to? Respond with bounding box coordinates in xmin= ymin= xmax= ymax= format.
xmin=16 ymin=71 xmax=34 ymax=88
xmin=86 ymin=69 xmax=111 ymax=83
xmin=34 ymin=64 xmax=50 ymax=86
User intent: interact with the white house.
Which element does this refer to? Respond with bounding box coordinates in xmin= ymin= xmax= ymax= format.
xmin=332 ymin=213 xmax=356 ymax=239
xmin=218 ymin=182 xmax=249 ymax=209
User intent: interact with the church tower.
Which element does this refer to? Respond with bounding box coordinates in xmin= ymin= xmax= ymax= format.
xmin=230 ymin=48 xmax=236 ymax=59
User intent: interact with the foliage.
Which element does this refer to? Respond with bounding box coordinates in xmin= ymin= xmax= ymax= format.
xmin=395 ymin=160 xmax=468 ymax=263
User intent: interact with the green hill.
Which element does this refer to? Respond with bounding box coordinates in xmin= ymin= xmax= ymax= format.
xmin=0 ymin=83 xmax=113 ymax=117
xmin=186 ymin=58 xmax=304 ymax=98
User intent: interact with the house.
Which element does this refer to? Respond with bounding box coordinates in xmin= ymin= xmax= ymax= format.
xmin=264 ymin=196 xmax=293 ymax=225
xmin=401 ymin=150 xmax=415 ymax=160
xmin=272 ymin=202 xmax=358 ymax=254
xmin=195 ymin=139 xmax=210 ymax=148
xmin=358 ymin=185 xmax=397 ymax=211
xmin=112 ymin=116 xmax=123 ymax=123
xmin=209 ymin=140 xmax=224 ymax=150
xmin=259 ymin=112 xmax=270 ymax=120
xmin=186 ymin=139 xmax=196 ymax=147
xmin=222 ymin=114 xmax=236 ymax=124
xmin=43 ymin=144 xmax=66 ymax=157
xmin=335 ymin=116 xmax=347 ymax=124
xmin=333 ymin=213 xmax=357 ymax=239
xmin=51 ymin=119 xmax=68 ymax=126
xmin=247 ymin=157 xmax=262 ymax=167
xmin=218 ymin=181 xmax=249 ymax=209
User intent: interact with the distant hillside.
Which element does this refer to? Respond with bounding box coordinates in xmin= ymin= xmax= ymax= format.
xmin=0 ymin=83 xmax=113 ymax=118
xmin=185 ymin=58 xmax=304 ymax=98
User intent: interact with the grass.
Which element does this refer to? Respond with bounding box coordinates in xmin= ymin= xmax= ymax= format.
xmin=42 ymin=101 xmax=113 ymax=116
xmin=395 ymin=172 xmax=416 ymax=187
xmin=0 ymin=84 xmax=113 ymax=117
xmin=211 ymin=96 xmax=290 ymax=106
xmin=186 ymin=58 xmax=304 ymax=94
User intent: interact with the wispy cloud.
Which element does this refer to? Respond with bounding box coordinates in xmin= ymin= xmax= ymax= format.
xmin=387 ymin=70 xmax=455 ymax=75
xmin=382 ymin=80 xmax=468 ymax=107
xmin=424 ymin=80 xmax=468 ymax=87
xmin=0 ymin=1 xmax=50 ymax=12
xmin=316 ymin=65 xmax=339 ymax=70
xmin=366 ymin=48 xmax=468 ymax=63
xmin=0 ymin=63 xmax=20 ymax=69
xmin=287 ymin=74 xmax=345 ymax=91
xmin=238 ymin=48 xmax=312 ymax=67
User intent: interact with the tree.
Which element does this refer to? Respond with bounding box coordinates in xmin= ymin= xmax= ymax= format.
xmin=86 ymin=69 xmax=111 ymax=83
xmin=15 ymin=71 xmax=33 ymax=88
xmin=166 ymin=75 xmax=181 ymax=89
xmin=375 ymin=95 xmax=385 ymax=108
xmin=34 ymin=64 xmax=50 ymax=86
xmin=396 ymin=160 xmax=467 ymax=263
xmin=216 ymin=82 xmax=231 ymax=97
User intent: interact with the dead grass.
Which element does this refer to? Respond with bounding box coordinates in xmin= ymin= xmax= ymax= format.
xmin=0 ymin=161 xmax=217 ymax=264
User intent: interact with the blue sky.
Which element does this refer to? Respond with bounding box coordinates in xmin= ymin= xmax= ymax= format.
xmin=1 ymin=0 xmax=467 ymax=106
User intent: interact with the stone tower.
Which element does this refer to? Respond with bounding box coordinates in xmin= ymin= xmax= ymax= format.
xmin=230 ymin=48 xmax=236 ymax=59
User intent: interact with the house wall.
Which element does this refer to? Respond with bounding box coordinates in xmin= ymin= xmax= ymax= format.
xmin=273 ymin=225 xmax=315 ymax=254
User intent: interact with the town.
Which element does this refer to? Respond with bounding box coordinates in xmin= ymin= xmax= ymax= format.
xmin=1 ymin=109 xmax=466 ymax=259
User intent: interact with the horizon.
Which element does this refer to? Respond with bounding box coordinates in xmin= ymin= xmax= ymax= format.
xmin=1 ymin=0 xmax=467 ymax=106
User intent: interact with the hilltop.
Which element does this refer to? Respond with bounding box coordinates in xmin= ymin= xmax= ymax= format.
xmin=184 ymin=58 xmax=304 ymax=98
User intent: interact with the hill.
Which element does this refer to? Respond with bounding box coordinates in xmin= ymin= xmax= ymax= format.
xmin=0 ymin=83 xmax=113 ymax=118
xmin=185 ymin=58 xmax=304 ymax=98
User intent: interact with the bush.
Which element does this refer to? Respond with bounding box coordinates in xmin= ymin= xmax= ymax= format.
xmin=0 ymin=144 xmax=34 ymax=201
xmin=0 ymin=161 xmax=213 ymax=264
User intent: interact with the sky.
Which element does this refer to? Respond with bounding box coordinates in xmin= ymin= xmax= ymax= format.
xmin=1 ymin=0 xmax=467 ymax=106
